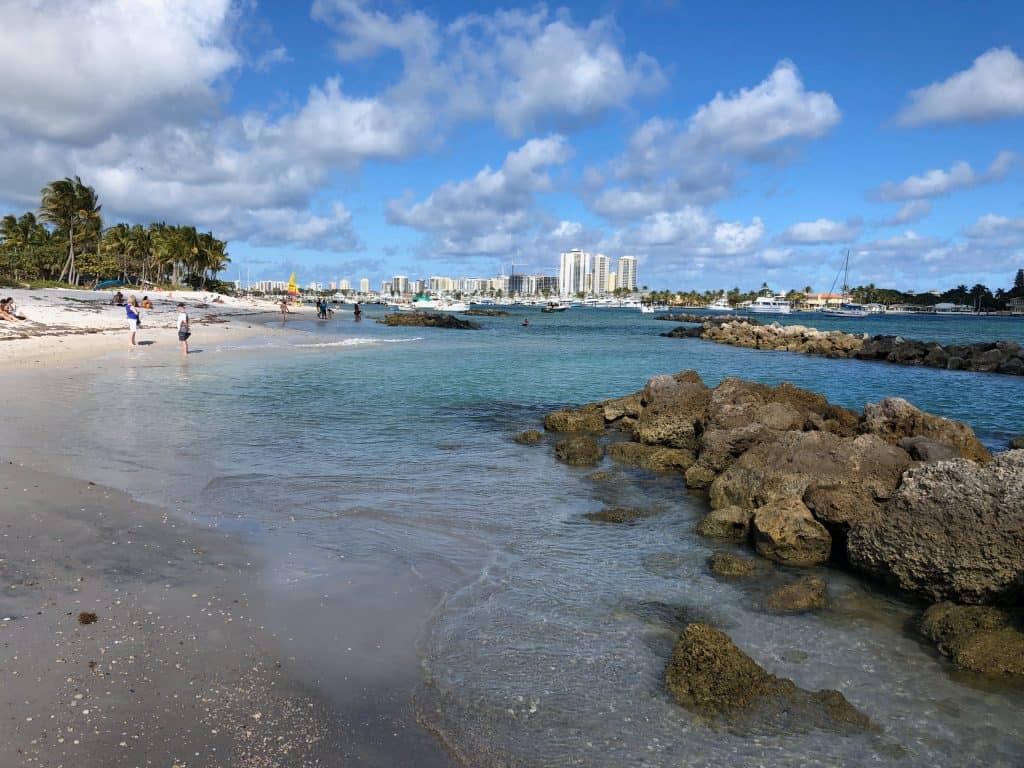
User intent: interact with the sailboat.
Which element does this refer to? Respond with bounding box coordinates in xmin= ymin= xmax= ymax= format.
xmin=822 ymin=251 xmax=869 ymax=317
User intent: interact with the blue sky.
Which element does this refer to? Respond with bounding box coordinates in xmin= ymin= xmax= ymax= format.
xmin=0 ymin=1 xmax=1022 ymax=292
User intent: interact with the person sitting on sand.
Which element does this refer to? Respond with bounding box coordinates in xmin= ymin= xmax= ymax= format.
xmin=141 ymin=296 xmax=153 ymax=309
xmin=0 ymin=297 xmax=20 ymax=322
xmin=111 ymin=290 xmax=124 ymax=306
xmin=126 ymin=296 xmax=141 ymax=346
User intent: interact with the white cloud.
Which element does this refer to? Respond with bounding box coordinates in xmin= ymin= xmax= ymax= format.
xmin=964 ymin=214 xmax=1024 ymax=248
xmin=780 ymin=218 xmax=861 ymax=244
xmin=313 ymin=2 xmax=664 ymax=137
xmin=0 ymin=0 xmax=240 ymax=144
xmin=687 ymin=61 xmax=840 ymax=157
xmin=387 ymin=136 xmax=574 ymax=255
xmin=897 ymin=48 xmax=1024 ymax=126
xmin=869 ymin=151 xmax=1016 ymax=201
xmin=590 ymin=61 xmax=839 ymax=220
xmin=883 ymin=200 xmax=932 ymax=226
xmin=611 ymin=206 xmax=764 ymax=255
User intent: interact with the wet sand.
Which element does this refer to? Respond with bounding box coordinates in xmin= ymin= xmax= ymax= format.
xmin=0 ymin=459 xmax=455 ymax=766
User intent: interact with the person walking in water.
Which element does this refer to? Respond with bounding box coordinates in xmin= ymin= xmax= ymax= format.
xmin=176 ymin=302 xmax=191 ymax=354
xmin=353 ymin=302 xmax=362 ymax=321
xmin=126 ymin=296 xmax=141 ymax=347
xmin=279 ymin=298 xmax=290 ymax=321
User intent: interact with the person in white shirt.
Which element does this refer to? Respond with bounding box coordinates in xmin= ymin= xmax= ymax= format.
xmin=176 ymin=303 xmax=191 ymax=354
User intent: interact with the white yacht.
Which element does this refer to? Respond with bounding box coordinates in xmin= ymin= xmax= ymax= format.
xmin=709 ymin=295 xmax=734 ymax=312
xmin=747 ymin=294 xmax=792 ymax=314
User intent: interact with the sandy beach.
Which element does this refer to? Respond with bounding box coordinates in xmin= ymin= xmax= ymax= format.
xmin=1 ymin=289 xmax=455 ymax=767
xmin=0 ymin=287 xmax=299 ymax=367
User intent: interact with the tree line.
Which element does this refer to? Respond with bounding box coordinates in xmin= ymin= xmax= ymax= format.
xmin=0 ymin=176 xmax=230 ymax=289
xmin=646 ymin=272 xmax=1024 ymax=310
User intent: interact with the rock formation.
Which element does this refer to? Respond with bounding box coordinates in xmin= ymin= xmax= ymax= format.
xmin=583 ymin=507 xmax=657 ymax=523
xmin=553 ymin=435 xmax=604 ymax=466
xmin=764 ymin=576 xmax=828 ymax=614
xmin=919 ymin=603 xmax=1024 ymax=677
xmin=376 ymin=311 xmax=481 ymax=329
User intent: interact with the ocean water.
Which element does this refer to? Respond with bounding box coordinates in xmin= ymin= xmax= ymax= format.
xmin=5 ymin=306 xmax=1024 ymax=766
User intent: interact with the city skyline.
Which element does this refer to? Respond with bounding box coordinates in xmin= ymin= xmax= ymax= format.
xmin=0 ymin=2 xmax=1021 ymax=292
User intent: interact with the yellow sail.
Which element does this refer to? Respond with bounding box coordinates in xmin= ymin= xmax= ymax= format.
xmin=287 ymin=273 xmax=299 ymax=296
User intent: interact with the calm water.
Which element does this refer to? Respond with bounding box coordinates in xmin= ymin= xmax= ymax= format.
xmin=5 ymin=306 xmax=1024 ymax=766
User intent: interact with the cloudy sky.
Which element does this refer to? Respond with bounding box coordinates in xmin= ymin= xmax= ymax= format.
xmin=1 ymin=0 xmax=1022 ymax=292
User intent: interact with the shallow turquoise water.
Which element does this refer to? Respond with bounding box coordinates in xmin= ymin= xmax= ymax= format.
xmin=6 ymin=306 xmax=1024 ymax=766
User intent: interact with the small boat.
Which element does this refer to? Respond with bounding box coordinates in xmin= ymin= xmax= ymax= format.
xmin=747 ymin=294 xmax=792 ymax=314
xmin=822 ymin=251 xmax=869 ymax=317
xmin=640 ymin=304 xmax=655 ymax=314
xmin=709 ymin=295 xmax=733 ymax=312
xmin=541 ymin=301 xmax=571 ymax=313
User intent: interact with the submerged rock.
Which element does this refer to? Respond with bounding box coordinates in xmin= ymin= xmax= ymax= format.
xmin=544 ymin=406 xmax=605 ymax=434
xmin=376 ymin=311 xmax=481 ymax=329
xmin=514 ymin=429 xmax=543 ymax=444
xmin=848 ymin=451 xmax=1024 ymax=604
xmin=696 ymin=506 xmax=752 ymax=541
xmin=752 ymin=497 xmax=832 ymax=567
xmin=920 ymin=603 xmax=1024 ymax=677
xmin=764 ymin=576 xmax=828 ymax=614
xmin=860 ymin=397 xmax=990 ymax=463
xmin=553 ymin=435 xmax=604 ymax=466
xmin=584 ymin=507 xmax=657 ymax=523
xmin=606 ymin=442 xmax=695 ymax=473
xmin=664 ymin=623 xmax=871 ymax=733
xmin=708 ymin=551 xmax=758 ymax=579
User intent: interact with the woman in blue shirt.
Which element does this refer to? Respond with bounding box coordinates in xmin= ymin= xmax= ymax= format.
xmin=126 ymin=296 xmax=141 ymax=347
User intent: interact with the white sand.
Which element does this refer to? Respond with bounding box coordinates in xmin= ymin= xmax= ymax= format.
xmin=0 ymin=287 xmax=310 ymax=366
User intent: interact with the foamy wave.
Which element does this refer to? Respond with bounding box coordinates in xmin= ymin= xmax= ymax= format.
xmin=295 ymin=337 xmax=423 ymax=348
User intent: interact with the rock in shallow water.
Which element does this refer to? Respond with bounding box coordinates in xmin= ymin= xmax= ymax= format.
xmin=606 ymin=441 xmax=695 ymax=473
xmin=583 ymin=506 xmax=657 ymax=523
xmin=514 ymin=429 xmax=543 ymax=444
xmin=847 ymin=450 xmax=1024 ymax=604
xmin=696 ymin=506 xmax=751 ymax=541
xmin=707 ymin=552 xmax=758 ymax=579
xmin=664 ymin=623 xmax=871 ymax=734
xmin=553 ymin=435 xmax=604 ymax=466
xmin=544 ymin=407 xmax=605 ymax=434
xmin=919 ymin=603 xmax=1024 ymax=677
xmin=376 ymin=311 xmax=481 ymax=329
xmin=764 ymin=576 xmax=828 ymax=614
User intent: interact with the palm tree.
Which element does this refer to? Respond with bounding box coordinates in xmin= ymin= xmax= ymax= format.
xmin=39 ymin=176 xmax=101 ymax=285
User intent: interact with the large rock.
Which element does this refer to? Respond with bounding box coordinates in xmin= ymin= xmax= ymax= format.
xmin=377 ymin=311 xmax=480 ymax=329
xmin=920 ymin=603 xmax=1024 ymax=677
xmin=599 ymin=393 xmax=642 ymax=423
xmin=553 ymin=436 xmax=604 ymax=466
xmin=897 ymin=436 xmax=962 ymax=462
xmin=632 ymin=372 xmax=710 ymax=449
xmin=543 ymin=406 xmax=605 ymax=433
xmin=664 ymin=624 xmax=871 ymax=733
xmin=847 ymin=451 xmax=1024 ymax=604
xmin=709 ymin=431 xmax=913 ymax=536
xmin=606 ymin=442 xmax=695 ymax=473
xmin=752 ymin=497 xmax=832 ymax=567
xmin=696 ymin=505 xmax=752 ymax=541
xmin=764 ymin=576 xmax=828 ymax=614
xmin=860 ymin=397 xmax=990 ymax=463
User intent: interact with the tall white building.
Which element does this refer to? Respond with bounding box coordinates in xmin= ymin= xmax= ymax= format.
xmin=592 ymin=254 xmax=610 ymax=297
xmin=339 ymin=279 xmax=351 ymax=291
xmin=607 ymin=271 xmax=617 ymax=293
xmin=559 ymin=249 xmax=590 ymax=297
xmin=392 ymin=275 xmax=409 ymax=295
xmin=617 ymin=256 xmax=638 ymax=292
xmin=359 ymin=278 xmax=370 ymax=293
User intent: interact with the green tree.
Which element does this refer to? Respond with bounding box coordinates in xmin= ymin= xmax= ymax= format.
xmin=39 ymin=176 xmax=101 ymax=285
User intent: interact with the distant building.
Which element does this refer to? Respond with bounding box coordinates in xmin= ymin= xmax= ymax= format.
xmin=592 ymin=254 xmax=610 ymax=297
xmin=381 ymin=280 xmax=393 ymax=295
xmin=617 ymin=256 xmax=637 ymax=291
xmin=339 ymin=279 xmax=351 ymax=291
xmin=392 ymin=275 xmax=409 ymax=295
xmin=1010 ymin=297 xmax=1024 ymax=315
xmin=359 ymin=278 xmax=370 ymax=293
xmin=412 ymin=279 xmax=425 ymax=295
xmin=429 ymin=276 xmax=455 ymax=293
xmin=559 ymin=249 xmax=589 ymax=297
xmin=536 ymin=275 xmax=559 ymax=295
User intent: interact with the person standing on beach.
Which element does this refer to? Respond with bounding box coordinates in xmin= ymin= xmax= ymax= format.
xmin=279 ymin=298 xmax=290 ymax=321
xmin=176 ymin=302 xmax=191 ymax=354
xmin=126 ymin=296 xmax=141 ymax=347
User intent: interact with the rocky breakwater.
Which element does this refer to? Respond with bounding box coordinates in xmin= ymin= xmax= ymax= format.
xmin=377 ymin=311 xmax=481 ymax=329
xmin=541 ymin=371 xmax=1024 ymax=682
xmin=660 ymin=318 xmax=1024 ymax=375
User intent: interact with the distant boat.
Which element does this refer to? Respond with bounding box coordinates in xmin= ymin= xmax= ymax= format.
xmin=542 ymin=301 xmax=571 ymax=313
xmin=709 ymin=295 xmax=733 ymax=312
xmin=822 ymin=251 xmax=869 ymax=317
xmin=640 ymin=304 xmax=655 ymax=314
xmin=747 ymin=294 xmax=792 ymax=314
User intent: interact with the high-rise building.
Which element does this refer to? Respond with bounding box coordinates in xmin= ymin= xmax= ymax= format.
xmin=392 ymin=275 xmax=409 ymax=295
xmin=339 ymin=279 xmax=351 ymax=291
xmin=381 ymin=280 xmax=393 ymax=295
xmin=412 ymin=279 xmax=425 ymax=295
xmin=359 ymin=278 xmax=370 ymax=293
xmin=536 ymin=275 xmax=559 ymax=296
xmin=617 ymin=256 xmax=638 ymax=291
xmin=592 ymin=254 xmax=610 ymax=297
xmin=607 ymin=270 xmax=617 ymax=293
xmin=559 ymin=249 xmax=590 ymax=297
xmin=429 ymin=276 xmax=455 ymax=293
